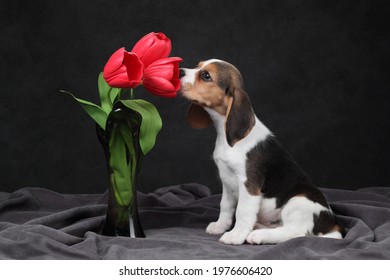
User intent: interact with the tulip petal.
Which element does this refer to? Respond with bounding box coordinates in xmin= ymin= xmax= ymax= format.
xmin=103 ymin=47 xmax=143 ymax=88
xmin=123 ymin=52 xmax=144 ymax=88
xmin=147 ymin=57 xmax=182 ymax=66
xmin=142 ymin=56 xmax=182 ymax=98
xmin=143 ymin=76 xmax=177 ymax=97
xmin=103 ymin=47 xmax=126 ymax=84
xmin=132 ymin=32 xmax=155 ymax=56
xmin=145 ymin=57 xmax=183 ymax=78
xmin=145 ymin=64 xmax=174 ymax=80
xmin=131 ymin=32 xmax=172 ymax=67
xmin=141 ymin=42 xmax=171 ymax=67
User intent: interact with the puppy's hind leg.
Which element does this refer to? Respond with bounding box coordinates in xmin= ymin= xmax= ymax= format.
xmin=247 ymin=196 xmax=326 ymax=244
xmin=246 ymin=226 xmax=306 ymax=244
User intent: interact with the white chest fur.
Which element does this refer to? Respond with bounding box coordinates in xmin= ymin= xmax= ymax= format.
xmin=205 ymin=109 xmax=271 ymax=191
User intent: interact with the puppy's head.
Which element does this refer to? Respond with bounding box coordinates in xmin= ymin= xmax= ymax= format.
xmin=179 ymin=59 xmax=255 ymax=147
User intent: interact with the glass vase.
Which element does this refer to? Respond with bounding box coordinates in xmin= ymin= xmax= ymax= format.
xmin=96 ymin=118 xmax=145 ymax=238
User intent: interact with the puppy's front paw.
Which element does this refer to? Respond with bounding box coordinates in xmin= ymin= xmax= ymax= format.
xmin=206 ymin=221 xmax=231 ymax=235
xmin=219 ymin=230 xmax=247 ymax=245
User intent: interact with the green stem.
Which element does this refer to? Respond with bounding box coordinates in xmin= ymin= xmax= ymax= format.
xmin=117 ymin=89 xmax=123 ymax=101
xmin=130 ymin=142 xmax=137 ymax=190
xmin=130 ymin=88 xmax=134 ymax=99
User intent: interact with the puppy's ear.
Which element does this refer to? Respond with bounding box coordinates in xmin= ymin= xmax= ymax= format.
xmin=187 ymin=104 xmax=212 ymax=128
xmin=225 ymin=88 xmax=256 ymax=147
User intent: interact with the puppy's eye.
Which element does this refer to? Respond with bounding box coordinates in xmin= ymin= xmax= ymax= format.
xmin=200 ymin=71 xmax=212 ymax=82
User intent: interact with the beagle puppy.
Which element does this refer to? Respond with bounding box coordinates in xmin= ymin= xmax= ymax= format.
xmin=179 ymin=59 xmax=344 ymax=245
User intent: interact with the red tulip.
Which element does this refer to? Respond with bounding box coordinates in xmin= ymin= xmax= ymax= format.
xmin=143 ymin=57 xmax=182 ymax=98
xmin=132 ymin=32 xmax=171 ymax=68
xmin=103 ymin=47 xmax=143 ymax=88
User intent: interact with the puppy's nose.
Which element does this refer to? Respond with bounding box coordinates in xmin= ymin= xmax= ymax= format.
xmin=179 ymin=69 xmax=185 ymax=78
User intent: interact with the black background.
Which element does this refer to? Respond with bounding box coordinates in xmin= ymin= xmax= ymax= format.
xmin=1 ymin=0 xmax=389 ymax=194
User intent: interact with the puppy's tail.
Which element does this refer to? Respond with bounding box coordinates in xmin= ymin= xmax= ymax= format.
xmin=318 ymin=223 xmax=345 ymax=239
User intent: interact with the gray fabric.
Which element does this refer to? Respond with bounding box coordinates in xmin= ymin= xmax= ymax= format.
xmin=0 ymin=183 xmax=389 ymax=259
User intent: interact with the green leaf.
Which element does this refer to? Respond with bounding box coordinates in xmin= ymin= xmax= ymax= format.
xmin=118 ymin=122 xmax=138 ymax=185
xmin=109 ymin=123 xmax=133 ymax=206
xmin=62 ymin=90 xmax=108 ymax=130
xmin=110 ymin=87 xmax=122 ymax=104
xmin=97 ymin=72 xmax=122 ymax=113
xmin=115 ymin=99 xmax=162 ymax=155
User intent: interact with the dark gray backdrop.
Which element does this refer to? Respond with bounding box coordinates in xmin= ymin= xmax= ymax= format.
xmin=1 ymin=0 xmax=389 ymax=194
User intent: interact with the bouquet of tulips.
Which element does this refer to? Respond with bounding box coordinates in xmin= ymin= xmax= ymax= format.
xmin=65 ymin=32 xmax=182 ymax=237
